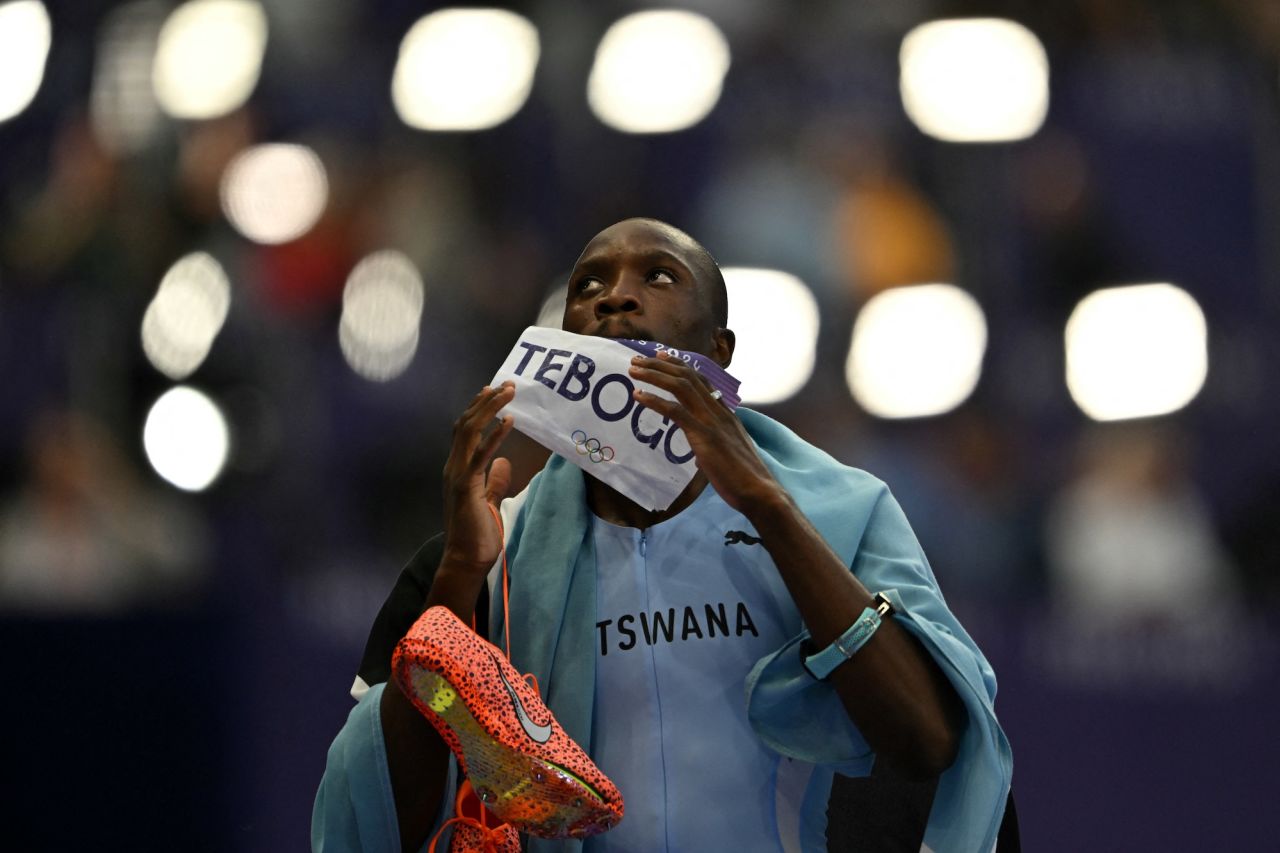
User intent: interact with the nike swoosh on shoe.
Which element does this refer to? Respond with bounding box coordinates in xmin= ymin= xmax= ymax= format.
xmin=490 ymin=649 xmax=553 ymax=743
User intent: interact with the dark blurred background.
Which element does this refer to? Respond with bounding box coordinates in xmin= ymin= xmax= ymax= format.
xmin=1 ymin=0 xmax=1278 ymax=850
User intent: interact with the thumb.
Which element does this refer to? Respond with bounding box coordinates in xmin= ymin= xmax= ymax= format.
xmin=485 ymin=457 xmax=513 ymax=507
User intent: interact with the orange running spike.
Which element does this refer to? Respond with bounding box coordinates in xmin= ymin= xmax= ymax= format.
xmin=394 ymin=605 xmax=624 ymax=839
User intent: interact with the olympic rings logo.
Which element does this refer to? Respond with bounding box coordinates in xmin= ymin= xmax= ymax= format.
xmin=571 ymin=429 xmax=615 ymax=463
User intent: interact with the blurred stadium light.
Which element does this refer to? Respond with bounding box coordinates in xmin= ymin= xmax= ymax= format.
xmin=90 ymin=1 xmax=165 ymax=154
xmin=141 ymin=252 xmax=232 ymax=380
xmin=0 ymin=1 xmax=52 ymax=124
xmin=339 ymin=250 xmax=425 ymax=382
xmin=1065 ymin=283 xmax=1208 ymax=421
xmin=588 ymin=10 xmax=731 ymax=134
xmin=220 ymin=143 xmax=329 ymax=245
xmin=152 ymin=0 xmax=267 ymax=120
xmin=899 ymin=18 xmax=1049 ymax=143
xmin=143 ymin=386 xmax=231 ymax=491
xmin=847 ymin=283 xmax=988 ymax=418
xmin=392 ymin=8 xmax=540 ymax=132
xmin=723 ymin=267 xmax=819 ymax=405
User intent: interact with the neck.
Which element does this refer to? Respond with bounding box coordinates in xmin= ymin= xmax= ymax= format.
xmin=584 ymin=471 xmax=709 ymax=529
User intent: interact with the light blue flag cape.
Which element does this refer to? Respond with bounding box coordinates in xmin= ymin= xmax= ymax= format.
xmin=491 ymin=408 xmax=1012 ymax=853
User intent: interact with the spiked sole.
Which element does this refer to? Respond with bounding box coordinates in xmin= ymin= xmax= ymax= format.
xmin=404 ymin=663 xmax=614 ymax=839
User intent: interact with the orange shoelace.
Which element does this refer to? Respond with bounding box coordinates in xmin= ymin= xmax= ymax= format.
xmin=425 ymin=500 xmax=537 ymax=852
xmin=484 ymin=501 xmax=540 ymax=694
xmin=427 ymin=779 xmax=514 ymax=853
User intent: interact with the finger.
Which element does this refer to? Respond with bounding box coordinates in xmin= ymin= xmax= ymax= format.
xmin=446 ymin=392 xmax=511 ymax=488
xmin=458 ymin=382 xmax=515 ymax=424
xmin=472 ymin=382 xmax=515 ymax=422
xmin=457 ymin=384 xmax=503 ymax=422
xmin=631 ymin=388 xmax=683 ymax=423
xmin=630 ymin=358 xmax=716 ymax=400
xmin=477 ymin=384 xmax=516 ymax=437
xmin=634 ymin=353 xmax=715 ymax=386
xmin=629 ymin=363 xmax=707 ymax=410
xmin=485 ymin=457 xmax=513 ymax=506
xmin=454 ymin=385 xmax=515 ymax=457
xmin=472 ymin=414 xmax=515 ymax=473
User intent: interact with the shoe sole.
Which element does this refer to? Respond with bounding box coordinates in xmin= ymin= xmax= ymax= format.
xmin=404 ymin=662 xmax=614 ymax=839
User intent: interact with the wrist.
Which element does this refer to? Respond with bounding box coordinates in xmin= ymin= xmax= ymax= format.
xmin=737 ymin=481 xmax=794 ymax=527
xmin=437 ymin=548 xmax=496 ymax=578
xmin=426 ymin=561 xmax=491 ymax=617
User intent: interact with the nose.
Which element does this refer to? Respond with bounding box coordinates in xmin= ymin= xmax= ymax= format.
xmin=593 ymin=276 xmax=643 ymax=320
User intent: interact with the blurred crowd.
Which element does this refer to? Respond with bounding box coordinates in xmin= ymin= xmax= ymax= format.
xmin=1 ymin=0 xmax=1278 ymax=643
xmin=3 ymin=1 xmax=1280 ymax=848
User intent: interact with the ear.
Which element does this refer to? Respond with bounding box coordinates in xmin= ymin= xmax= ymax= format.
xmin=711 ymin=327 xmax=735 ymax=369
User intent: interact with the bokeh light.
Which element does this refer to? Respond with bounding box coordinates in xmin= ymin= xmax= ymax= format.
xmin=1065 ymin=283 xmax=1208 ymax=421
xmin=723 ymin=268 xmax=819 ymax=405
xmin=90 ymin=1 xmax=166 ymax=155
xmin=392 ymin=8 xmax=540 ymax=131
xmin=339 ymin=251 xmax=425 ymax=382
xmin=219 ymin=143 xmax=329 ymax=245
xmin=141 ymin=252 xmax=232 ymax=380
xmin=847 ymin=283 xmax=988 ymax=418
xmin=143 ymin=385 xmax=231 ymax=491
xmin=587 ymin=10 xmax=731 ymax=134
xmin=152 ymin=0 xmax=267 ymax=120
xmin=899 ymin=18 xmax=1049 ymax=143
xmin=0 ymin=1 xmax=52 ymax=124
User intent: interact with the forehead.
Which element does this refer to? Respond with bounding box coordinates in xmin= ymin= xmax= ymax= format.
xmin=574 ymin=220 xmax=700 ymax=270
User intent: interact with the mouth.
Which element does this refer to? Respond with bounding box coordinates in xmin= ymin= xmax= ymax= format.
xmin=589 ymin=320 xmax=652 ymax=341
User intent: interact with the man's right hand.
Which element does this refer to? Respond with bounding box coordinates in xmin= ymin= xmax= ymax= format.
xmin=439 ymin=382 xmax=516 ymax=579
xmin=383 ymin=383 xmax=517 ymax=852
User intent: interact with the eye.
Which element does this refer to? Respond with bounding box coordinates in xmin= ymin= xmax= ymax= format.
xmin=647 ymin=268 xmax=676 ymax=284
xmin=574 ymin=277 xmax=603 ymax=296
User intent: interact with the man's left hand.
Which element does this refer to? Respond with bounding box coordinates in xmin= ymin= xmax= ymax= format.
xmin=628 ymin=352 xmax=784 ymax=516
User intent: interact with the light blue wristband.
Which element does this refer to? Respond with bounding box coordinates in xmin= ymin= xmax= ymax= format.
xmin=802 ymin=593 xmax=895 ymax=680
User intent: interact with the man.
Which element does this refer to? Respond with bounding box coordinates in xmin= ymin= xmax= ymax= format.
xmin=314 ymin=219 xmax=1012 ymax=852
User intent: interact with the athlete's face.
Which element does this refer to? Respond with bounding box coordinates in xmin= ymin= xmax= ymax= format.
xmin=562 ymin=219 xmax=733 ymax=367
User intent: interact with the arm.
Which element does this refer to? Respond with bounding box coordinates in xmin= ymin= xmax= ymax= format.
xmin=381 ymin=382 xmax=516 ymax=852
xmin=630 ymin=354 xmax=964 ymax=778
xmin=741 ymin=486 xmax=964 ymax=777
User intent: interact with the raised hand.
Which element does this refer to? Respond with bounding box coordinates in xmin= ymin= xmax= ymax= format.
xmin=440 ymin=382 xmax=516 ymax=576
xmin=627 ymin=352 xmax=784 ymax=516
